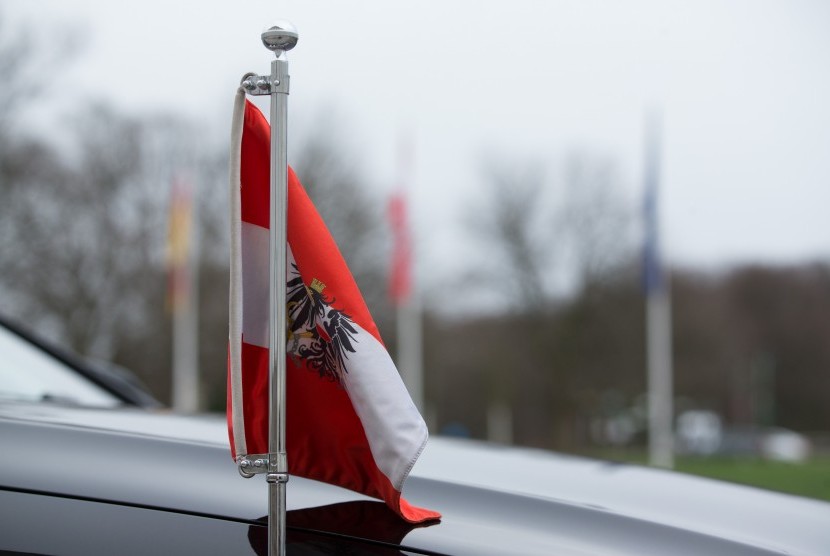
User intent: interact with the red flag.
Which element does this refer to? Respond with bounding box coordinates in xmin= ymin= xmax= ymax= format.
xmin=387 ymin=191 xmax=412 ymax=306
xmin=227 ymin=92 xmax=439 ymax=524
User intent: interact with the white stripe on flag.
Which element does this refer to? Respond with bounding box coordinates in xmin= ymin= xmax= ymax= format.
xmin=241 ymin=221 xmax=270 ymax=349
xmin=340 ymin=323 xmax=428 ymax=490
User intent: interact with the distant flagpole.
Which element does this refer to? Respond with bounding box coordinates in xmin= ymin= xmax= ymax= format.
xmin=644 ymin=110 xmax=674 ymax=469
xmin=167 ymin=176 xmax=199 ymax=412
xmin=388 ymin=134 xmax=423 ymax=411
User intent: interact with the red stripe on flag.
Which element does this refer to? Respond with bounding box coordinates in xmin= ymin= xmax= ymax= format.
xmin=227 ymin=341 xmax=270 ymax=460
xmin=287 ymin=361 xmax=439 ymax=523
xmin=240 ymin=102 xmax=270 ymax=229
xmin=240 ymin=341 xmax=270 ymax=456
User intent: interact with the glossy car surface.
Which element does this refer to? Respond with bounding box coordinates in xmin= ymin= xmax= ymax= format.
xmin=1 ymin=325 xmax=829 ymax=555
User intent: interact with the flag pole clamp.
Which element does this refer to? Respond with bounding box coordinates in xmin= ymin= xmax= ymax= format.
xmin=240 ymin=73 xmax=289 ymax=96
xmin=236 ymin=453 xmax=269 ymax=478
xmin=236 ymin=453 xmax=291 ymax=478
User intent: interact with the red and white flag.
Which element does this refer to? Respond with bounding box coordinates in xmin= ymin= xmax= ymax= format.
xmin=227 ymin=91 xmax=439 ymax=523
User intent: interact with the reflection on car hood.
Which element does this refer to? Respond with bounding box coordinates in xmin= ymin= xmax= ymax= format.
xmin=1 ymin=402 xmax=829 ymax=555
xmin=412 ymin=437 xmax=830 ymax=555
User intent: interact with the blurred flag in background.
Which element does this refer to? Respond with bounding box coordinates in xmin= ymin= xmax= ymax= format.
xmin=166 ymin=176 xmax=200 ymax=412
xmin=387 ymin=191 xmax=412 ymax=306
xmin=166 ymin=178 xmax=193 ymax=312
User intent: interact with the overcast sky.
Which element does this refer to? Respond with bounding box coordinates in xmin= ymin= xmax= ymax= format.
xmin=7 ymin=1 xmax=830 ymax=285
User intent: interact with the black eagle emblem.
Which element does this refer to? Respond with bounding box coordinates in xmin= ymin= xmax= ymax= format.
xmin=286 ymin=263 xmax=358 ymax=384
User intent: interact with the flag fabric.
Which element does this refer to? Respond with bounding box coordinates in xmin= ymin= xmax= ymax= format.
xmin=165 ymin=178 xmax=193 ymax=312
xmin=387 ymin=191 xmax=412 ymax=306
xmin=642 ymin=135 xmax=663 ymax=296
xmin=227 ymin=90 xmax=439 ymax=524
xmin=642 ymin=179 xmax=662 ymax=294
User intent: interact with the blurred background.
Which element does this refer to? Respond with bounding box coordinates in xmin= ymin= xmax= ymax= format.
xmin=2 ymin=1 xmax=829 ymax=499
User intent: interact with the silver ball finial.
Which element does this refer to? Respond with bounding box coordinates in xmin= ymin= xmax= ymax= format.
xmin=261 ymin=21 xmax=298 ymax=54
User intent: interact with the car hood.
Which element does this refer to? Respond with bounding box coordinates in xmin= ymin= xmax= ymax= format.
xmin=412 ymin=437 xmax=830 ymax=555
xmin=1 ymin=402 xmax=828 ymax=556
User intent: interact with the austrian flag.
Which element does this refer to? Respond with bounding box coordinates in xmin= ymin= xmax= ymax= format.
xmin=227 ymin=90 xmax=439 ymax=523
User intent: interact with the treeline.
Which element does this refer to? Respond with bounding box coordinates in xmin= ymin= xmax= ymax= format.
xmin=421 ymin=263 xmax=830 ymax=452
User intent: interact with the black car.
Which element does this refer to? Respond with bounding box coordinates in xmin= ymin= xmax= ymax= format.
xmin=1 ymin=322 xmax=829 ymax=555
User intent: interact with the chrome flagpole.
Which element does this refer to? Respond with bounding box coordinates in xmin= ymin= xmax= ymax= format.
xmin=240 ymin=21 xmax=297 ymax=556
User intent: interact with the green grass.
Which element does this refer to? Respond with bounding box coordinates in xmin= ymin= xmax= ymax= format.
xmin=674 ymin=457 xmax=830 ymax=502
xmin=580 ymin=448 xmax=830 ymax=502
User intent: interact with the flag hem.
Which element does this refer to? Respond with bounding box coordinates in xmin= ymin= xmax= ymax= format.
xmin=228 ymin=87 xmax=247 ymax=458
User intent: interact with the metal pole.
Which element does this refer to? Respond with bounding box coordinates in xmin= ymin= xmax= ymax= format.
xmin=393 ymin=137 xmax=424 ymax=412
xmin=647 ymin=287 xmax=674 ymax=467
xmin=644 ymin=111 xmax=674 ymax=469
xmin=261 ymin=22 xmax=297 ymax=556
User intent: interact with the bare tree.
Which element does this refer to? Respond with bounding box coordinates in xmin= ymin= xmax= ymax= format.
xmin=558 ymin=152 xmax=633 ymax=290
xmin=0 ymin=11 xmax=79 ymax=129
xmin=467 ymin=150 xmax=632 ymax=311
xmin=0 ymin=89 xmax=228 ymax=400
xmin=466 ymin=158 xmax=554 ymax=311
xmin=2 ymin=105 xmax=154 ymax=354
